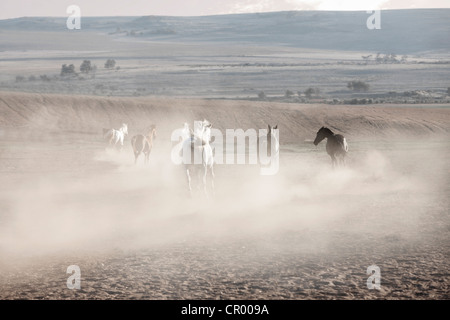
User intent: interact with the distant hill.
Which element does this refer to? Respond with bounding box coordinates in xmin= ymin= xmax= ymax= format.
xmin=0 ymin=9 xmax=449 ymax=54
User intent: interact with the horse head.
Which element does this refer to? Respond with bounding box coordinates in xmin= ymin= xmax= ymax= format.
xmin=314 ymin=127 xmax=332 ymax=146
xmin=202 ymin=119 xmax=212 ymax=129
xmin=267 ymin=124 xmax=278 ymax=136
xmin=266 ymin=124 xmax=279 ymax=154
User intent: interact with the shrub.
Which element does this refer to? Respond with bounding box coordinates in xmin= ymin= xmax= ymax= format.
xmin=61 ymin=64 xmax=76 ymax=76
xmin=105 ymin=59 xmax=116 ymax=69
xmin=304 ymin=87 xmax=320 ymax=98
xmin=258 ymin=91 xmax=266 ymax=99
xmin=80 ymin=60 xmax=92 ymax=73
xmin=15 ymin=75 xmax=25 ymax=82
xmin=285 ymin=90 xmax=294 ymax=97
xmin=347 ymin=80 xmax=369 ymax=92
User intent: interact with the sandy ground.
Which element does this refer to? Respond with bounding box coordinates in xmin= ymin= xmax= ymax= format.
xmin=0 ymin=92 xmax=449 ymax=300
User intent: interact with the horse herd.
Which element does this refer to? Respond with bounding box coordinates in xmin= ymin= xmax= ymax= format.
xmin=102 ymin=121 xmax=348 ymax=196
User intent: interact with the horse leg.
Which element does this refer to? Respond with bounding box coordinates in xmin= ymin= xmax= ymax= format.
xmin=113 ymin=136 xmax=119 ymax=151
xmin=186 ymin=168 xmax=193 ymax=196
xmin=331 ymin=155 xmax=337 ymax=169
xmin=119 ymin=137 xmax=124 ymax=152
xmin=145 ymin=146 xmax=152 ymax=165
xmin=203 ymin=165 xmax=208 ymax=198
xmin=210 ymin=164 xmax=215 ymax=198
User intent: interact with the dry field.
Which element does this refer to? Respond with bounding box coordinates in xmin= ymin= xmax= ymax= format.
xmin=0 ymin=92 xmax=449 ymax=299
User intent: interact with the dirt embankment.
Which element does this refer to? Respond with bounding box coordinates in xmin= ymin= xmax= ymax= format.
xmin=1 ymin=91 xmax=450 ymax=142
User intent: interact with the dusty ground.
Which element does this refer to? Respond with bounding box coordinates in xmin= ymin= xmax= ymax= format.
xmin=0 ymin=93 xmax=449 ymax=300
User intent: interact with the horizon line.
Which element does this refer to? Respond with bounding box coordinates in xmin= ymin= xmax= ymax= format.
xmin=1 ymin=7 xmax=449 ymax=21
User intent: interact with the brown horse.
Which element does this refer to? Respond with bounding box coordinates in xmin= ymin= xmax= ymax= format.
xmin=313 ymin=127 xmax=348 ymax=168
xmin=131 ymin=125 xmax=157 ymax=164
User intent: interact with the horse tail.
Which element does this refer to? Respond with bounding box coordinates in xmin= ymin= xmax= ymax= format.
xmin=343 ymin=138 xmax=349 ymax=152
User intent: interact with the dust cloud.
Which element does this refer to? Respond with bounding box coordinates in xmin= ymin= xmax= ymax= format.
xmin=0 ymin=126 xmax=446 ymax=266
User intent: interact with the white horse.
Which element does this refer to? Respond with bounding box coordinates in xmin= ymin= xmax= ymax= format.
xmin=182 ymin=120 xmax=215 ymax=197
xmin=103 ymin=123 xmax=128 ymax=151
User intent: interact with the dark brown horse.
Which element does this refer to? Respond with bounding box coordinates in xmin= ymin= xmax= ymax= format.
xmin=313 ymin=127 xmax=348 ymax=168
xmin=131 ymin=125 xmax=157 ymax=164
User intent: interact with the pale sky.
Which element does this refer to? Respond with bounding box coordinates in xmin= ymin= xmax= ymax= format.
xmin=1 ymin=0 xmax=449 ymax=20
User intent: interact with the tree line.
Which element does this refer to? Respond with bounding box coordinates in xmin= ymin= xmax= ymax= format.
xmin=60 ymin=59 xmax=118 ymax=76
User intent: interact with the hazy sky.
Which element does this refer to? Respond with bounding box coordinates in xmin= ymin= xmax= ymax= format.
xmin=1 ymin=0 xmax=449 ymax=19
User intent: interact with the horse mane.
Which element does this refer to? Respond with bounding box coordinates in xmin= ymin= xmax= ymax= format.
xmin=320 ymin=127 xmax=334 ymax=136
